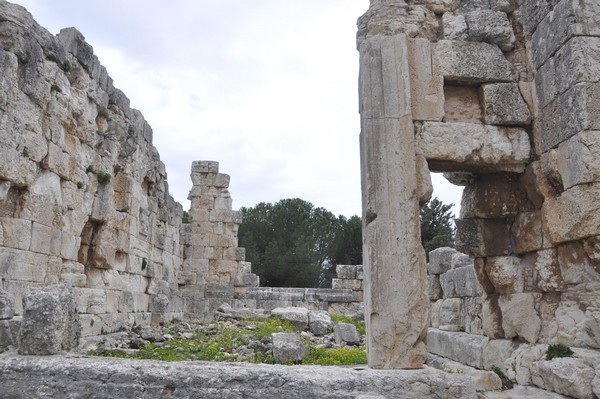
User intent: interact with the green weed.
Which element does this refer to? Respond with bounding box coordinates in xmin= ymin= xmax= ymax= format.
xmin=546 ymin=343 xmax=574 ymax=360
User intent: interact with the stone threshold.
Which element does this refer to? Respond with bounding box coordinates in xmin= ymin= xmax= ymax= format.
xmin=0 ymin=350 xmax=493 ymax=399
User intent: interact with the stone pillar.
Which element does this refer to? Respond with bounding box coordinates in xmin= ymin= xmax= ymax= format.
xmin=358 ymin=34 xmax=428 ymax=369
xmin=186 ymin=161 xmax=258 ymax=311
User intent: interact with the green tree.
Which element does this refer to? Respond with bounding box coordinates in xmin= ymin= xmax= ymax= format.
xmin=420 ymin=197 xmax=455 ymax=256
xmin=239 ymin=199 xmax=339 ymax=288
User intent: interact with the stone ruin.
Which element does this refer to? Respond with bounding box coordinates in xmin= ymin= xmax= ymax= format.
xmin=358 ymin=0 xmax=600 ymax=394
xmin=1 ymin=0 xmax=600 ymax=397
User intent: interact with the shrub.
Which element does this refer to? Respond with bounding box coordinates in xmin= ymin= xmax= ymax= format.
xmin=113 ymin=164 xmax=122 ymax=176
xmin=96 ymin=172 xmax=111 ymax=184
xmin=546 ymin=343 xmax=574 ymax=360
xmin=61 ymin=60 xmax=72 ymax=72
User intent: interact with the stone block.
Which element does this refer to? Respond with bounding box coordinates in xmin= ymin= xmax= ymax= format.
xmin=333 ymin=322 xmax=361 ymax=346
xmin=428 ymin=275 xmax=442 ymax=301
xmin=511 ymin=211 xmax=544 ymax=254
xmin=272 ymin=333 xmax=305 ymax=363
xmin=440 ymin=265 xmax=482 ymax=298
xmin=465 ymin=10 xmax=515 ymax=51
xmin=482 ymin=295 xmax=504 ymax=339
xmin=18 ymin=283 xmax=81 ymax=355
xmin=485 ymin=256 xmax=523 ymax=294
xmin=442 ymin=12 xmax=468 ymax=40
xmin=407 ymin=38 xmax=444 ymax=122
xmin=451 ymin=253 xmax=472 ymax=269
xmin=438 ymin=298 xmax=462 ymax=331
xmin=356 ymin=265 xmax=364 ymax=280
xmin=543 ymin=183 xmax=600 ymax=244
xmin=540 ymin=83 xmax=600 ymax=153
xmin=331 ymin=278 xmax=362 ymax=291
xmin=442 ymin=85 xmax=482 ymax=123
xmin=482 ymin=339 xmax=519 ymax=371
xmin=308 ymin=311 xmax=331 ymax=336
xmin=554 ymin=36 xmax=600 ymax=96
xmin=555 ymin=130 xmax=600 ymax=191
xmin=428 ymin=247 xmax=456 ymax=274
xmin=557 ymin=241 xmax=600 ymax=286
xmin=434 ymin=40 xmax=514 ymax=84
xmin=481 ymin=83 xmax=531 ymax=126
xmin=499 ymin=293 xmax=541 ymax=343
xmin=1 ymin=218 xmax=32 ymax=250
xmin=427 ymin=328 xmax=488 ymax=368
xmin=462 ymin=296 xmax=483 ymax=334
xmin=271 ymin=307 xmax=309 ymax=331
xmin=455 ymin=218 xmax=513 ymax=257
xmin=336 ymin=264 xmax=357 ymax=279
xmin=418 ymin=122 xmax=530 ymax=173
xmin=531 ymin=357 xmax=596 ymax=399
xmin=0 ymin=288 xmax=13 ymax=321
xmin=0 ymin=319 xmax=17 ymax=347
xmin=531 ymin=0 xmax=600 ymax=69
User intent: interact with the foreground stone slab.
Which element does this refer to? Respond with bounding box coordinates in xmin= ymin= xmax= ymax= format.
xmin=0 ymin=352 xmax=481 ymax=398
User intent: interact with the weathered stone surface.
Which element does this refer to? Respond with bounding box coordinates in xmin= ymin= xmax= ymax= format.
xmin=428 ymin=355 xmax=502 ymax=392
xmin=443 ymin=85 xmax=483 ymax=123
xmin=481 ymin=83 xmax=531 ymax=126
xmin=407 ymin=38 xmax=444 ymax=122
xmin=359 ymin=33 xmax=428 ymax=369
xmin=271 ymin=307 xmax=309 ymax=331
xmin=530 ymin=0 xmax=600 ymax=69
xmin=543 ymin=183 xmax=600 ymax=244
xmin=482 ymin=339 xmax=519 ymax=372
xmin=308 ymin=311 xmax=331 ymax=336
xmin=485 ymin=386 xmax=569 ymax=399
xmin=442 ymin=12 xmax=468 ymax=40
xmin=440 ymin=265 xmax=482 ymax=298
xmin=434 ymin=40 xmax=514 ymax=84
xmin=437 ymin=298 xmax=462 ymax=331
xmin=418 ymin=122 xmax=530 ymax=173
xmin=331 ymin=278 xmax=362 ymax=291
xmin=336 ymin=264 xmax=357 ymax=280
xmin=272 ymin=333 xmax=305 ymax=363
xmin=499 ymin=293 xmax=541 ymax=343
xmin=0 ymin=288 xmax=14 ymax=320
xmin=428 ymin=275 xmax=443 ymax=301
xmin=506 ymin=344 xmax=547 ymax=386
xmin=18 ymin=283 xmax=81 ymax=355
xmin=0 ymin=352 xmax=483 ymax=399
xmin=539 ymin=82 xmax=600 ymax=153
xmin=485 ymin=256 xmax=523 ymax=294
xmin=531 ymin=357 xmax=596 ymax=399
xmin=428 ymin=247 xmax=457 ymax=275
xmin=427 ymin=328 xmax=488 ymax=369
xmin=334 ymin=322 xmax=361 ymax=346
xmin=465 ymin=10 xmax=515 ymax=51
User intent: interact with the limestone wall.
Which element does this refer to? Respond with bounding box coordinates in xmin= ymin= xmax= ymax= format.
xmin=0 ymin=1 xmax=258 ymax=337
xmin=358 ymin=0 xmax=600 ymax=371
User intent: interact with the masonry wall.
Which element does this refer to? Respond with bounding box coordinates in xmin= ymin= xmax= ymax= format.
xmin=358 ymin=0 xmax=600 ymax=380
xmin=0 ymin=1 xmax=259 ymax=338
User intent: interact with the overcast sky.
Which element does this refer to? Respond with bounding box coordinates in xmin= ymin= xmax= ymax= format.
xmin=12 ymin=0 xmax=462 ymax=218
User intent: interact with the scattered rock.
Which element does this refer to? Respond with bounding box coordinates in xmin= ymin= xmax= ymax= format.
xmin=271 ymin=307 xmax=309 ymax=331
xmin=333 ymin=323 xmax=360 ymax=346
xmin=308 ymin=311 xmax=332 ymax=336
xmin=272 ymin=333 xmax=305 ymax=363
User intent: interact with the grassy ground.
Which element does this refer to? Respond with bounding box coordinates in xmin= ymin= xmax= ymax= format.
xmin=87 ymin=316 xmax=367 ymax=366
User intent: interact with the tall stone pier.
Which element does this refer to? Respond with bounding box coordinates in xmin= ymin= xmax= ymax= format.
xmin=358 ymin=15 xmax=429 ymax=368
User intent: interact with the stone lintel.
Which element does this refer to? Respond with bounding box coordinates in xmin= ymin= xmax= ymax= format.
xmin=418 ymin=122 xmax=531 ymax=173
